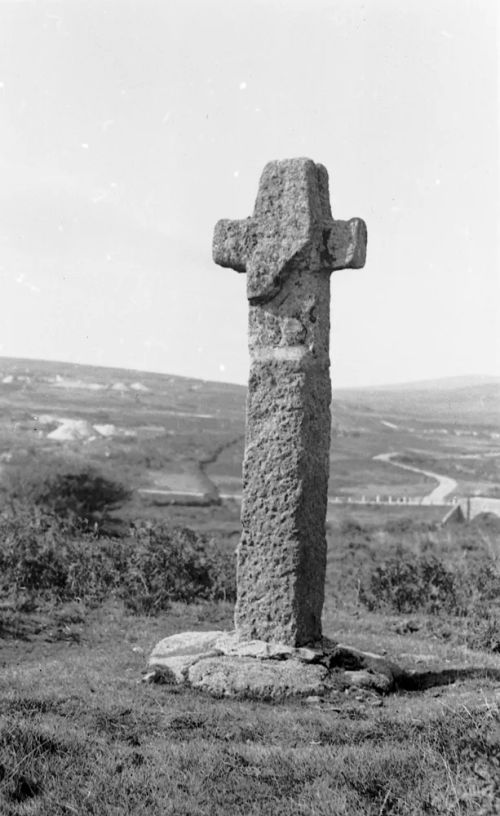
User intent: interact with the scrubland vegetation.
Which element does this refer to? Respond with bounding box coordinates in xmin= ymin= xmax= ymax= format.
xmin=0 ymin=461 xmax=235 ymax=618
xmin=326 ymin=514 xmax=500 ymax=654
xmin=0 ymin=459 xmax=499 ymax=814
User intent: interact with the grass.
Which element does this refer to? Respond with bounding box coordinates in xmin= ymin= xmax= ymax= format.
xmin=1 ymin=508 xmax=500 ymax=813
xmin=1 ymin=602 xmax=500 ymax=815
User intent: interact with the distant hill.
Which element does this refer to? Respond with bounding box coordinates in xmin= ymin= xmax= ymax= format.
xmin=340 ymin=374 xmax=500 ymax=392
xmin=335 ymin=377 xmax=500 ymax=429
xmin=0 ymin=356 xmax=498 ymax=505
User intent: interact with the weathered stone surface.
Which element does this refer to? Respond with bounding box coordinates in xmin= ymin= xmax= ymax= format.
xmin=188 ymin=656 xmax=329 ymax=699
xmin=213 ymin=158 xmax=367 ymax=646
xmin=340 ymin=670 xmax=394 ymax=694
xmin=145 ymin=633 xmax=405 ymax=694
xmin=213 ymin=159 xmax=366 ymax=304
xmin=147 ymin=630 xmax=225 ymax=682
xmin=214 ymin=631 xmax=322 ymax=662
xmin=327 ymin=643 xmax=406 ymax=687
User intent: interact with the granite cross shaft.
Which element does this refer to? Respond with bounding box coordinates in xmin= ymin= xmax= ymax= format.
xmin=213 ymin=158 xmax=367 ymax=647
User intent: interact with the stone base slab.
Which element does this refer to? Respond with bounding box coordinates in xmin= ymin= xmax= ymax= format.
xmin=144 ymin=631 xmax=406 ymax=699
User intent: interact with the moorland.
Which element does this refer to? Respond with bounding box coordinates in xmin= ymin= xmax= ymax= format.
xmin=1 ymin=357 xmax=500 ymax=814
xmin=0 ymin=357 xmax=499 ymax=514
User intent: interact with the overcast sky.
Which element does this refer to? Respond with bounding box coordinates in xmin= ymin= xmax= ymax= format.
xmin=0 ymin=0 xmax=498 ymax=387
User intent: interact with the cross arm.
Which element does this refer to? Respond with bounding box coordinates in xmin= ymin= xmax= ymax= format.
xmin=324 ymin=218 xmax=367 ymax=271
xmin=213 ymin=217 xmax=257 ymax=274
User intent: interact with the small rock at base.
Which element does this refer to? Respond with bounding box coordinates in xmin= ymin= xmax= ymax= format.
xmin=147 ymin=630 xmax=227 ymax=682
xmin=342 ymin=670 xmax=393 ymax=693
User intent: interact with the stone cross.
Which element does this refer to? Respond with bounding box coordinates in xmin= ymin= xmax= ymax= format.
xmin=213 ymin=158 xmax=367 ymax=647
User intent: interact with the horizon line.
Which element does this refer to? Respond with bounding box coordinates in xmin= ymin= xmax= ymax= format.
xmin=0 ymin=353 xmax=498 ymax=392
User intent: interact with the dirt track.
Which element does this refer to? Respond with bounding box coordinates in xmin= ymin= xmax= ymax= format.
xmin=374 ymin=452 xmax=457 ymax=504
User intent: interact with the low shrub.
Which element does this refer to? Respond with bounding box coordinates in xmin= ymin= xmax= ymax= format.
xmin=359 ymin=551 xmax=500 ymax=617
xmin=0 ymin=509 xmax=235 ymax=613
xmin=2 ymin=457 xmax=131 ymax=530
xmin=359 ymin=553 xmax=459 ymax=615
xmin=120 ymin=521 xmax=236 ymax=613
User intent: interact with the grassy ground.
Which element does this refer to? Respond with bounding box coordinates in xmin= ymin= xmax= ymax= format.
xmin=1 ymin=362 xmax=499 ymax=812
xmin=1 ymin=602 xmax=500 ymax=815
xmin=1 ymin=512 xmax=500 ymax=814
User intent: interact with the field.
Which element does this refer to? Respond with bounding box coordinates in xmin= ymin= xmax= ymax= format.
xmin=1 ymin=358 xmax=500 ymax=814
xmin=0 ymin=359 xmax=499 ymax=512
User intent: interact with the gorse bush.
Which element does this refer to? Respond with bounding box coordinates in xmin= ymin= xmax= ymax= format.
xmin=0 ymin=509 xmax=235 ymax=613
xmin=358 ymin=549 xmax=500 ymax=653
xmin=359 ymin=553 xmax=462 ymax=615
xmin=359 ymin=551 xmax=500 ymax=617
xmin=2 ymin=457 xmax=130 ymax=529
xmin=121 ymin=521 xmax=236 ymax=613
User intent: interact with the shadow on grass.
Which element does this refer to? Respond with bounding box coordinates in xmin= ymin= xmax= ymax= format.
xmin=398 ymin=665 xmax=500 ymax=692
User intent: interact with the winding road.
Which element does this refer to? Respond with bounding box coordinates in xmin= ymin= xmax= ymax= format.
xmin=373 ymin=452 xmax=457 ymax=504
xmin=139 ymin=452 xmax=459 ymax=506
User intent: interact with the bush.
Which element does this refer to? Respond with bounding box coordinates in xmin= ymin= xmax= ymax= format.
xmin=0 ymin=509 xmax=236 ymax=613
xmin=359 ymin=551 xmax=500 ymax=617
xmin=2 ymin=457 xmax=130 ymax=530
xmin=0 ymin=510 xmax=120 ymax=607
xmin=120 ymin=521 xmax=236 ymax=613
